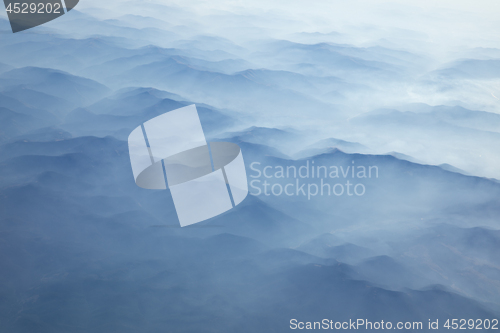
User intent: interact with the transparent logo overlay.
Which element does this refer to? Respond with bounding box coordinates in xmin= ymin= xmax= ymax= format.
xmin=249 ymin=161 xmax=379 ymax=199
xmin=128 ymin=105 xmax=249 ymax=227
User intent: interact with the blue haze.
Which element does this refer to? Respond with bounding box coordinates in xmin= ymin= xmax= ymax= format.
xmin=0 ymin=1 xmax=500 ymax=332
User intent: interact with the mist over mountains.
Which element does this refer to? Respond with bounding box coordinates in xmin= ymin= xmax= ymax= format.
xmin=0 ymin=1 xmax=499 ymax=332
